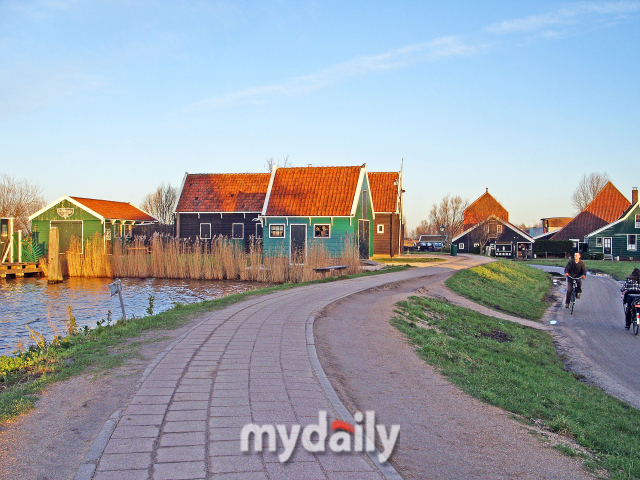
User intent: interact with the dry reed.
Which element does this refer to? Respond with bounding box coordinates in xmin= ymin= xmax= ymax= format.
xmin=46 ymin=233 xmax=361 ymax=284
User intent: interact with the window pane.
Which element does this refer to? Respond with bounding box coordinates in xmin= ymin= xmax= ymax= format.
xmin=314 ymin=225 xmax=330 ymax=238
xmin=232 ymin=223 xmax=244 ymax=239
xmin=200 ymin=223 xmax=211 ymax=239
xmin=270 ymin=225 xmax=284 ymax=237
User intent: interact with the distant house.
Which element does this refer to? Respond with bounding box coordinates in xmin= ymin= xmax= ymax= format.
xmin=369 ymin=171 xmax=403 ymax=257
xmin=463 ymin=188 xmax=508 ymax=231
xmin=260 ymin=165 xmax=375 ymax=263
xmin=541 ymin=217 xmax=572 ymax=234
xmin=550 ymin=182 xmax=630 ymax=252
xmin=452 ymin=215 xmax=534 ymax=258
xmin=174 ymin=173 xmax=271 ymax=249
xmin=29 ymin=196 xmax=157 ymax=255
xmin=586 ymin=188 xmax=640 ymax=260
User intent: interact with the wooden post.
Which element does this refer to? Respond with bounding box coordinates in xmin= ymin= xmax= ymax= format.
xmin=48 ymin=227 xmax=63 ymax=283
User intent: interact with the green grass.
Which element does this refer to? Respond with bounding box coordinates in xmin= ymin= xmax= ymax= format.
xmin=392 ymin=296 xmax=640 ymax=479
xmin=0 ymin=265 xmax=411 ymax=422
xmin=445 ymin=260 xmax=551 ymax=320
xmin=527 ymin=258 xmax=640 ymax=281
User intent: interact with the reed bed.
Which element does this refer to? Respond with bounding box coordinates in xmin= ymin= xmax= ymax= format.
xmin=48 ymin=234 xmax=360 ymax=283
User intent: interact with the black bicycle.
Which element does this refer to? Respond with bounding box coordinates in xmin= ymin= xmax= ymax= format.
xmin=630 ymin=299 xmax=640 ymax=335
xmin=623 ymin=282 xmax=640 ymax=335
xmin=567 ymin=275 xmax=581 ymax=314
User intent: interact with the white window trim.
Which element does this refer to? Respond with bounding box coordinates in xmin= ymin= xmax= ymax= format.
xmin=459 ymin=242 xmax=464 ymax=250
xmin=200 ymin=223 xmax=211 ymax=239
xmin=232 ymin=223 xmax=244 ymax=239
xmin=377 ymin=224 xmax=384 ymax=234
xmin=124 ymin=224 xmax=133 ymax=238
xmin=497 ymin=224 xmax=502 ymax=233
xmin=596 ymin=237 xmax=602 ymax=247
xmin=636 ymin=214 xmax=640 ymax=228
xmin=269 ymin=224 xmax=285 ymax=238
xmin=314 ymin=224 xmax=331 ymax=239
xmin=628 ymin=234 xmax=637 ymax=251
xmin=255 ymin=223 xmax=262 ymax=238
xmin=114 ymin=223 xmax=122 ymax=238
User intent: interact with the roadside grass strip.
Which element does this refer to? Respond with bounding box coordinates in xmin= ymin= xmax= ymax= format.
xmin=376 ymin=257 xmax=447 ymax=264
xmin=445 ymin=260 xmax=551 ymax=320
xmin=392 ymin=296 xmax=640 ymax=480
xmin=526 ymin=259 xmax=640 ymax=281
xmin=0 ymin=265 xmax=410 ymax=422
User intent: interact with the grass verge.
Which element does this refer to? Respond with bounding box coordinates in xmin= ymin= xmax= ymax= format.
xmin=445 ymin=260 xmax=551 ymax=320
xmin=392 ymin=296 xmax=640 ymax=479
xmin=375 ymin=257 xmax=447 ymax=264
xmin=526 ymin=258 xmax=640 ymax=281
xmin=0 ymin=265 xmax=410 ymax=422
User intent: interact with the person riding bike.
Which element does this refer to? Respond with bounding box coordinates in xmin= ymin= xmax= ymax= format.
xmin=621 ymin=267 xmax=640 ymax=329
xmin=564 ymin=251 xmax=586 ymax=309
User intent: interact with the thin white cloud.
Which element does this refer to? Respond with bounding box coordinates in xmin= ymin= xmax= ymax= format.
xmin=485 ymin=1 xmax=640 ymax=34
xmin=187 ymin=36 xmax=479 ymax=110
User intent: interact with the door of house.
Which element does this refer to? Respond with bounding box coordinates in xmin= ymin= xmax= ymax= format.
xmin=50 ymin=221 xmax=82 ymax=254
xmin=603 ymin=237 xmax=612 ymax=256
xmin=358 ymin=219 xmax=370 ymax=259
xmin=290 ymin=224 xmax=307 ymax=264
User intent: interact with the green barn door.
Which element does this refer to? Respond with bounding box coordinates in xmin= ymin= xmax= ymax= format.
xmin=290 ymin=224 xmax=306 ymax=264
xmin=359 ymin=219 xmax=370 ymax=259
xmin=50 ymin=221 xmax=82 ymax=254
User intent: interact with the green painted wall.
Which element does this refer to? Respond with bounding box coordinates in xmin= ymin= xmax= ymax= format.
xmin=587 ymin=205 xmax=640 ymax=257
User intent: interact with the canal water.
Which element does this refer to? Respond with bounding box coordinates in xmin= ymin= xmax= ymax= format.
xmin=0 ymin=277 xmax=262 ymax=355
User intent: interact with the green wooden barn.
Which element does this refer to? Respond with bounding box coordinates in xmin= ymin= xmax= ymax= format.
xmin=260 ymin=165 xmax=375 ymax=263
xmin=29 ymin=196 xmax=157 ymax=255
xmin=586 ymin=189 xmax=640 ymax=260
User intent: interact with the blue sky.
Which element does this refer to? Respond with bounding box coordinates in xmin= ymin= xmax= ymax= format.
xmin=1 ymin=1 xmax=639 ymax=230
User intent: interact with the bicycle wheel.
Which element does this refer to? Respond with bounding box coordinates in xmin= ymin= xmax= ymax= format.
xmin=633 ymin=307 xmax=639 ymax=335
xmin=570 ymin=292 xmax=575 ymax=314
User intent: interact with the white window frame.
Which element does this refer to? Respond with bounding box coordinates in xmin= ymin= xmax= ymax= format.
xmin=114 ymin=223 xmax=122 ymax=238
xmin=629 ymin=234 xmax=637 ymax=251
xmin=497 ymin=224 xmax=502 ymax=233
xmin=636 ymin=214 xmax=640 ymax=228
xmin=105 ymin=229 xmax=112 ymax=241
xmin=255 ymin=223 xmax=263 ymax=238
xmin=377 ymin=224 xmax=384 ymax=234
xmin=200 ymin=223 xmax=211 ymax=239
xmin=124 ymin=224 xmax=133 ymax=238
xmin=474 ymin=243 xmax=479 ymax=247
xmin=459 ymin=242 xmax=464 ymax=250
xmin=232 ymin=223 xmax=244 ymax=239
xmin=596 ymin=237 xmax=602 ymax=247
xmin=314 ymin=224 xmax=331 ymax=238
xmin=269 ymin=224 xmax=285 ymax=238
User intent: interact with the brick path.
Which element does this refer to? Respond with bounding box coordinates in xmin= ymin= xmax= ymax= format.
xmin=76 ymin=259 xmax=474 ymax=480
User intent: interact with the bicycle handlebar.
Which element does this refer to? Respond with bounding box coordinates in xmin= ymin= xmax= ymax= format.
xmin=566 ymin=275 xmax=582 ymax=280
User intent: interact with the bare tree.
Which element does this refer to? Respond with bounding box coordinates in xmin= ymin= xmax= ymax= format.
xmin=140 ymin=183 xmax=178 ymax=225
xmin=414 ymin=219 xmax=432 ymax=237
xmin=265 ymin=155 xmax=292 ymax=172
xmin=468 ymin=217 xmax=499 ymax=254
xmin=0 ymin=174 xmax=46 ymax=232
xmin=571 ymin=172 xmax=610 ymax=212
xmin=427 ymin=194 xmax=469 ymax=245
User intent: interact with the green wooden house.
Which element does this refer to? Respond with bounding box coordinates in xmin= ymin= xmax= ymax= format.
xmin=586 ymin=189 xmax=640 ymax=260
xmin=29 ymin=196 xmax=157 ymax=255
xmin=260 ymin=165 xmax=375 ymax=263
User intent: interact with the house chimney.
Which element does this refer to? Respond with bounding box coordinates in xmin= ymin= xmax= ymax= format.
xmin=633 ymin=187 xmax=638 ymax=205
xmin=486 ymin=188 xmax=488 ymax=193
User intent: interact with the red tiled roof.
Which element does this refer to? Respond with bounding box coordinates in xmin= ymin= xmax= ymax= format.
xmin=369 ymin=172 xmax=399 ymax=213
xmin=551 ymin=182 xmax=630 ymax=240
xmin=175 ymin=173 xmax=271 ymax=212
xmin=70 ymin=197 xmax=156 ymax=222
xmin=264 ymin=166 xmax=363 ymax=216
xmin=463 ymin=189 xmax=508 ymax=230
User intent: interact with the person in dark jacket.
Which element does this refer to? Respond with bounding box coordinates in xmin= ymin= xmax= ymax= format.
xmin=564 ymin=252 xmax=587 ymax=308
xmin=621 ymin=267 xmax=640 ymax=328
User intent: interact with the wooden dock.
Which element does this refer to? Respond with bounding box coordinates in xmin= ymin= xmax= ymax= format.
xmin=0 ymin=262 xmax=43 ymax=279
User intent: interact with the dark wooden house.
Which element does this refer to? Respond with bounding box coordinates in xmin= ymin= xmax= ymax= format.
xmin=463 ymin=188 xmax=508 ymax=232
xmin=174 ymin=173 xmax=271 ymax=248
xmin=452 ymin=215 xmax=533 ymax=258
xmin=369 ymin=171 xmax=403 ymax=257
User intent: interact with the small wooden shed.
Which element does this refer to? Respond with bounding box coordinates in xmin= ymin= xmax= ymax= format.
xmin=369 ymin=171 xmax=404 ymax=257
xmin=29 ymin=196 xmax=157 ymax=254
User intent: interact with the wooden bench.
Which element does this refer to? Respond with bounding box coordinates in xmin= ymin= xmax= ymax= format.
xmin=313 ymin=265 xmax=349 ymax=277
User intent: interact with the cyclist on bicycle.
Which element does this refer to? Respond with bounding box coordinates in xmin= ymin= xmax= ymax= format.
xmin=621 ymin=267 xmax=640 ymax=329
xmin=564 ymin=251 xmax=586 ymax=309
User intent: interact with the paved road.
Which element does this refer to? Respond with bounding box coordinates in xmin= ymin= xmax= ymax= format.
xmin=539 ymin=266 xmax=640 ymax=409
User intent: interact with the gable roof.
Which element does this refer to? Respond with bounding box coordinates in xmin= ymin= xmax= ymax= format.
xmin=175 ymin=173 xmax=271 ymax=213
xmin=452 ymin=215 xmax=533 ymax=243
xmin=551 ymin=182 xmax=630 ymax=240
xmin=586 ymin=201 xmax=640 ymax=237
xmin=262 ymin=165 xmax=370 ymax=217
xmin=368 ymin=172 xmax=400 ymax=213
xmin=29 ymin=196 xmax=156 ymax=222
xmin=463 ymin=189 xmax=508 ymax=230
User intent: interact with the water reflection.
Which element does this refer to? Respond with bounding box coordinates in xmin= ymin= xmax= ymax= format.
xmin=0 ymin=277 xmax=262 ymax=355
